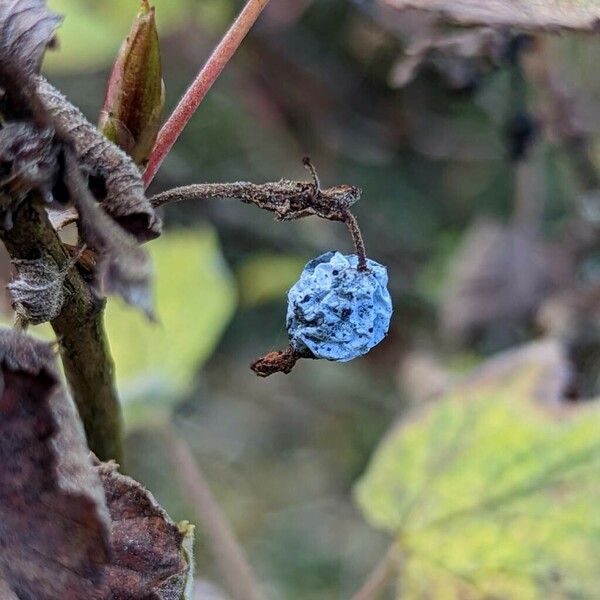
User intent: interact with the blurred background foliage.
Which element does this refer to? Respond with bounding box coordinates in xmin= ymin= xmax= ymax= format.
xmin=29 ymin=0 xmax=600 ymax=598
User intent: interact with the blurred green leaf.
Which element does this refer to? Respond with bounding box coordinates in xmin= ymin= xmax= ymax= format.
xmin=356 ymin=345 xmax=600 ymax=599
xmin=236 ymin=253 xmax=306 ymax=307
xmin=45 ymin=0 xmax=190 ymax=73
xmin=105 ymin=228 xmax=236 ymax=407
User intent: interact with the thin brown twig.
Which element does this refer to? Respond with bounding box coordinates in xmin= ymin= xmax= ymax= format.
xmin=160 ymin=423 xmax=268 ymax=600
xmin=348 ymin=544 xmax=401 ymax=600
xmin=143 ymin=0 xmax=271 ymax=187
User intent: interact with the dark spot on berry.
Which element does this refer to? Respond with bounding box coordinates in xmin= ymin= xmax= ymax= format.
xmin=302 ymin=294 xmax=311 ymax=302
xmin=332 ymin=270 xmax=339 ymax=276
xmin=368 ymin=327 xmax=373 ymax=333
xmin=341 ymin=308 xmax=352 ymax=318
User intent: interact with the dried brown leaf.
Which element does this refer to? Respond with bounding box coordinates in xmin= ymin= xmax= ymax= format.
xmin=0 ymin=0 xmax=62 ymax=112
xmin=95 ymin=460 xmax=193 ymax=600
xmin=0 ymin=328 xmax=111 ymax=600
xmin=0 ymin=578 xmax=19 ymax=600
xmin=36 ymin=76 xmax=162 ymax=242
xmin=380 ymin=0 xmax=600 ymax=32
xmin=64 ymin=151 xmax=154 ymax=317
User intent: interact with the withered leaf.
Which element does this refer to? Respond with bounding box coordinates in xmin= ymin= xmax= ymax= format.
xmin=380 ymin=0 xmax=600 ymax=32
xmin=0 ymin=122 xmax=60 ymax=206
xmin=0 ymin=1 xmax=161 ymax=243
xmin=64 ymin=151 xmax=154 ymax=317
xmin=0 ymin=0 xmax=62 ymax=113
xmin=0 ymin=328 xmax=111 ymax=600
xmin=95 ymin=460 xmax=194 ymax=600
xmin=0 ymin=577 xmax=19 ymax=600
xmin=36 ymin=76 xmax=162 ymax=242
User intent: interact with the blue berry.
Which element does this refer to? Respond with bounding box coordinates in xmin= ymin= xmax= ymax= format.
xmin=286 ymin=251 xmax=393 ymax=362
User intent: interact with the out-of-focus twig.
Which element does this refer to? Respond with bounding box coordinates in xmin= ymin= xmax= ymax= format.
xmin=160 ymin=423 xmax=268 ymax=600
xmin=348 ymin=544 xmax=401 ymax=600
xmin=143 ymin=0 xmax=271 ymax=187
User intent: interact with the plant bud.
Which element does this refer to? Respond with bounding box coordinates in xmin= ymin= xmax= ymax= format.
xmin=99 ymin=0 xmax=165 ymax=166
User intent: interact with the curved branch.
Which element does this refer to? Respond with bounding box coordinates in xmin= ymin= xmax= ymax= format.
xmin=160 ymin=423 xmax=268 ymax=600
xmin=349 ymin=544 xmax=401 ymax=600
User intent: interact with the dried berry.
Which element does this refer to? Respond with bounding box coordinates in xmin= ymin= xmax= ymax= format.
xmin=286 ymin=251 xmax=393 ymax=362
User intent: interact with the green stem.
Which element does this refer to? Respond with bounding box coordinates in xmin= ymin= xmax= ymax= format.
xmin=0 ymin=199 xmax=122 ymax=462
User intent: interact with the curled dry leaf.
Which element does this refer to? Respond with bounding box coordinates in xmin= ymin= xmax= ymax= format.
xmin=380 ymin=0 xmax=600 ymax=32
xmin=0 ymin=122 xmax=60 ymax=207
xmin=0 ymin=327 xmax=195 ymax=599
xmin=95 ymin=459 xmax=195 ymax=600
xmin=0 ymin=0 xmax=62 ymax=113
xmin=64 ymin=151 xmax=154 ymax=318
xmin=0 ymin=0 xmax=160 ymax=316
xmin=0 ymin=578 xmax=19 ymax=600
xmin=36 ymin=76 xmax=162 ymax=243
xmin=0 ymin=0 xmax=161 ymax=242
xmin=0 ymin=1 xmax=63 ymax=226
xmin=0 ymin=328 xmax=112 ymax=600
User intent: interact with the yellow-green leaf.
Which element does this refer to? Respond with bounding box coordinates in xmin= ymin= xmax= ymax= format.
xmin=105 ymin=228 xmax=236 ymax=403
xmin=356 ymin=342 xmax=600 ymax=599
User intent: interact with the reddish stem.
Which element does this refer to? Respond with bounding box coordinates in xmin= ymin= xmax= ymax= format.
xmin=143 ymin=0 xmax=271 ymax=187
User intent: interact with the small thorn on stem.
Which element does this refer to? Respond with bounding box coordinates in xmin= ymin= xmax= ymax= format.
xmin=302 ymin=156 xmax=321 ymax=193
xmin=343 ymin=210 xmax=368 ymax=271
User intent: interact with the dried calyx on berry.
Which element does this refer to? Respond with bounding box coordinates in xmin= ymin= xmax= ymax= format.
xmin=287 ymin=252 xmax=393 ymax=361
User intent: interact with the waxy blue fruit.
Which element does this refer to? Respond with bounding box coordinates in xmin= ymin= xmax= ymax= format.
xmin=287 ymin=252 xmax=393 ymax=362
